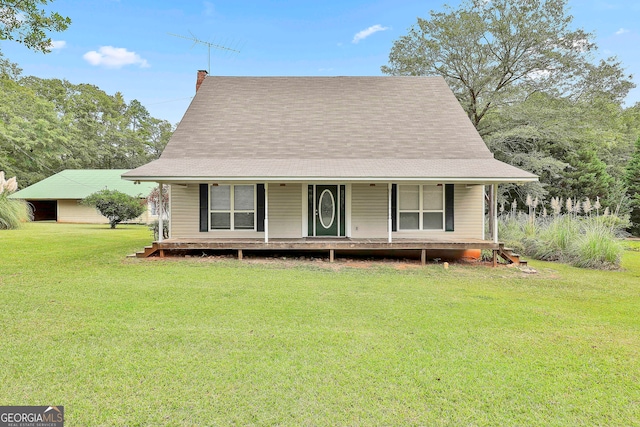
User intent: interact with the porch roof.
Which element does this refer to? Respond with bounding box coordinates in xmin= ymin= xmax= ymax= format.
xmin=122 ymin=158 xmax=537 ymax=183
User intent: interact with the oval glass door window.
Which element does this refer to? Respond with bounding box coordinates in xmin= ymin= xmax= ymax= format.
xmin=318 ymin=189 xmax=335 ymax=229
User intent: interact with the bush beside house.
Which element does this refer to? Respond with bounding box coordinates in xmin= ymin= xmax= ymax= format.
xmin=82 ymin=189 xmax=146 ymax=229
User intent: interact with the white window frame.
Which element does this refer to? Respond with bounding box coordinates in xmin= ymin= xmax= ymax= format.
xmin=398 ymin=184 xmax=445 ymax=231
xmin=209 ymin=184 xmax=257 ymax=231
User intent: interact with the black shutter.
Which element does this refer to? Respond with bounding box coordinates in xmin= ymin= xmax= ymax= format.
xmin=307 ymin=185 xmax=314 ymax=236
xmin=256 ymin=184 xmax=265 ymax=232
xmin=391 ymin=184 xmax=397 ymax=232
xmin=445 ymin=184 xmax=454 ymax=231
xmin=199 ymin=184 xmax=208 ymax=232
xmin=340 ymin=185 xmax=346 ymax=237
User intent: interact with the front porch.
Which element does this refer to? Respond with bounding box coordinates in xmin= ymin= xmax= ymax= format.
xmin=134 ymin=237 xmax=525 ymax=266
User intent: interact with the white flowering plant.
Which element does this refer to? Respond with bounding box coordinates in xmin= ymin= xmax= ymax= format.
xmin=0 ymin=171 xmax=32 ymax=229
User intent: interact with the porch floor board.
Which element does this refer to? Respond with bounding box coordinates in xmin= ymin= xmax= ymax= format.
xmin=152 ymin=237 xmax=500 ymax=251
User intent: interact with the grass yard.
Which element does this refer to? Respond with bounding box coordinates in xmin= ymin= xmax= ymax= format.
xmin=1 ymin=223 xmax=639 ymax=426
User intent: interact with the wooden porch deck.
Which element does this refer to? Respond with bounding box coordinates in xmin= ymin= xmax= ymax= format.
xmin=134 ymin=238 xmax=526 ymax=266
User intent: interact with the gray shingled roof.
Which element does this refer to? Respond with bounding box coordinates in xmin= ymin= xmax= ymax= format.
xmin=124 ymin=76 xmax=536 ymax=182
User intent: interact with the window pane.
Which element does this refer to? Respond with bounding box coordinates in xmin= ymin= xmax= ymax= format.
xmin=210 ymin=212 xmax=230 ymax=229
xmin=423 ymin=212 xmax=443 ymax=229
xmin=399 ymin=212 xmax=419 ymax=230
xmin=210 ymin=185 xmax=230 ymax=210
xmin=234 ymin=212 xmax=254 ymax=229
xmin=399 ymin=185 xmax=419 ymax=210
xmin=423 ymin=185 xmax=443 ymax=210
xmin=234 ymin=185 xmax=254 ymax=210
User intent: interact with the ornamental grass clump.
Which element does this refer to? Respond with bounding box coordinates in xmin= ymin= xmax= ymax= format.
xmin=498 ymin=194 xmax=627 ymax=269
xmin=533 ymin=215 xmax=580 ymax=261
xmin=0 ymin=171 xmax=32 ymax=230
xmin=568 ymin=221 xmax=623 ymax=269
xmin=497 ymin=211 xmax=528 ymax=254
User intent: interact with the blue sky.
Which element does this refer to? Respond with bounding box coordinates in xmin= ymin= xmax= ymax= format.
xmin=2 ymin=0 xmax=640 ymax=124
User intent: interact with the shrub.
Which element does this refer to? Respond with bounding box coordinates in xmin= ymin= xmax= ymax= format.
xmin=568 ymin=223 xmax=622 ymax=269
xmin=533 ymin=215 xmax=580 ymax=261
xmin=498 ymin=212 xmax=626 ymax=269
xmin=82 ymin=189 xmax=146 ymax=229
xmin=497 ymin=212 xmax=529 ymax=254
xmin=0 ymin=196 xmax=32 ymax=229
xmin=0 ymin=171 xmax=32 ymax=229
xmin=149 ymin=219 xmax=169 ymax=240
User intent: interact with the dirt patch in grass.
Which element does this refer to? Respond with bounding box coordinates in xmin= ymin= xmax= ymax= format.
xmin=133 ymin=251 xmax=549 ymax=279
xmin=237 ymin=254 xmax=428 ymax=271
xmin=141 ymin=250 xmax=508 ymax=272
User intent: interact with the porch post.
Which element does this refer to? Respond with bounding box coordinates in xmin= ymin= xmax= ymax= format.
xmin=492 ymin=183 xmax=499 ymax=244
xmin=482 ymin=185 xmax=486 ymax=241
xmin=158 ymin=182 xmax=164 ymax=243
xmin=264 ymin=183 xmax=269 ymax=243
xmin=388 ymin=182 xmax=392 ymax=243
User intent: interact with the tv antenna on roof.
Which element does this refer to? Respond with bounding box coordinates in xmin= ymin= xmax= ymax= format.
xmin=168 ymin=32 xmax=241 ymax=73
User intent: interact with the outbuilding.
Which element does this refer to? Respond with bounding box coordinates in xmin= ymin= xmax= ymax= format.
xmin=10 ymin=169 xmax=157 ymax=224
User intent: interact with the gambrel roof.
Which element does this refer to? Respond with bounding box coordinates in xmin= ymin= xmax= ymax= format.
xmin=124 ymin=76 xmax=536 ymax=183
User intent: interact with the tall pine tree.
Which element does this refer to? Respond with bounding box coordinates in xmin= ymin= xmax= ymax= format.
xmin=627 ymin=137 xmax=640 ymax=235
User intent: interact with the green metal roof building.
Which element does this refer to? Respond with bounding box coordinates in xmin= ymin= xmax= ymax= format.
xmin=10 ymin=169 xmax=157 ymax=223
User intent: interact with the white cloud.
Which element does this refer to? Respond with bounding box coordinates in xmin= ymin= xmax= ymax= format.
xmin=615 ymin=28 xmax=629 ymax=35
xmin=352 ymin=24 xmax=389 ymax=44
xmin=528 ymin=69 xmax=551 ymax=80
xmin=203 ymin=1 xmax=215 ymax=16
xmin=571 ymin=38 xmax=589 ymax=53
xmin=83 ymin=46 xmax=150 ymax=69
xmin=49 ymin=40 xmax=66 ymax=50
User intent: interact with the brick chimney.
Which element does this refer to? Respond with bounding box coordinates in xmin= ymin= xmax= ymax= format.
xmin=196 ymin=70 xmax=208 ymax=92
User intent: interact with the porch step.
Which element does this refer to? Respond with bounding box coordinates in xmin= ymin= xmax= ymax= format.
xmin=134 ymin=244 xmax=160 ymax=258
xmin=497 ymin=246 xmax=527 ymax=266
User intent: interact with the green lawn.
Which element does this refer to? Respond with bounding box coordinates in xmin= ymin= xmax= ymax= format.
xmin=1 ymin=223 xmax=639 ymax=426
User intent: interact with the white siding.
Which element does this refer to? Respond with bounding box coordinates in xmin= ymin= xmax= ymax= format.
xmin=268 ymin=184 xmax=302 ymax=238
xmin=168 ymin=183 xmax=482 ymax=240
xmin=393 ymin=184 xmax=483 ymax=239
xmin=169 ymin=185 xmax=198 ymax=238
xmin=57 ymin=199 xmax=153 ymax=224
xmin=170 ymin=184 xmax=264 ymax=239
xmin=350 ymin=184 xmax=388 ymax=238
xmin=58 ymin=200 xmax=108 ymax=223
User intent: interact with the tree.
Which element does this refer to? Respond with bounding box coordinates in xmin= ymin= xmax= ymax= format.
xmin=145 ymin=117 xmax=172 ymax=159
xmin=19 ymin=76 xmax=174 ymax=171
xmin=0 ymin=72 xmax=69 ymax=187
xmin=627 ymin=137 xmax=640 ymax=235
xmin=382 ymin=0 xmax=635 ymax=136
xmin=483 ymin=92 xmax=636 ymax=206
xmin=0 ymin=53 xmax=174 ymax=188
xmin=563 ymin=148 xmax=615 ymax=204
xmin=0 ymin=50 xmax=22 ymax=79
xmin=82 ymin=189 xmax=146 ymax=229
xmin=0 ymin=0 xmax=71 ymax=53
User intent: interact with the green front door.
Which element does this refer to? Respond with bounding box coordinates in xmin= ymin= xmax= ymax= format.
xmin=315 ymin=185 xmax=338 ymax=236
